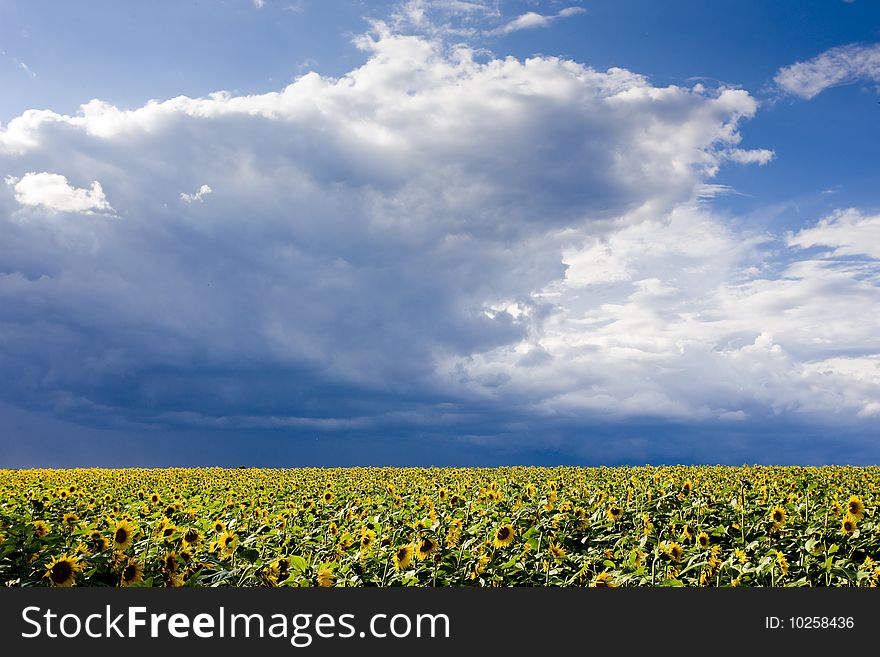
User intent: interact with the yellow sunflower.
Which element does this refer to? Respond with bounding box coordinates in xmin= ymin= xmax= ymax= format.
xmin=45 ymin=555 xmax=80 ymax=587
xmin=846 ymin=495 xmax=865 ymax=521
xmin=217 ymin=531 xmax=238 ymax=558
xmin=120 ymin=561 xmax=144 ymax=587
xmin=393 ymin=545 xmax=414 ymax=571
xmin=606 ymin=505 xmax=622 ymax=522
xmin=841 ymin=516 xmax=857 ymax=535
xmin=696 ymin=532 xmax=710 ymax=549
xmin=112 ymin=519 xmax=137 ymax=551
xmin=492 ymin=524 xmax=515 ymax=548
xmin=663 ymin=541 xmax=684 ymax=562
xmin=416 ymin=536 xmax=438 ymax=560
xmin=317 ymin=568 xmax=334 ymax=587
xmin=770 ymin=506 xmax=786 ymax=528
xmin=33 ymin=520 xmax=51 ymax=538
xmin=548 ymin=542 xmax=566 ymax=560
xmin=591 ymin=571 xmax=615 ymax=588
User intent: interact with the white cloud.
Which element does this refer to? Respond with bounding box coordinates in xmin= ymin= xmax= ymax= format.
xmin=447 ymin=204 xmax=880 ymax=421
xmin=723 ymin=147 xmax=775 ymax=165
xmin=253 ymin=0 xmax=265 ymax=8
xmin=3 ymin=30 xmax=876 ymax=439
xmin=492 ymin=7 xmax=585 ymax=35
xmin=180 ymin=184 xmax=213 ymax=204
xmin=787 ymin=208 xmax=880 ymax=259
xmin=5 ymin=172 xmax=112 ymax=214
xmin=774 ymin=42 xmax=880 ymax=99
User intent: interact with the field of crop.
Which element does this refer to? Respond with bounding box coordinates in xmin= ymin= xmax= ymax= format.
xmin=0 ymin=466 xmax=877 ymax=587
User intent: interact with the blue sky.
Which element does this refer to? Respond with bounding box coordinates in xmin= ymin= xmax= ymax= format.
xmin=1 ymin=0 xmax=879 ymax=467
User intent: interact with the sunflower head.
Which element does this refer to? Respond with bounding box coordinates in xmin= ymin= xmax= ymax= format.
xmin=842 ymin=517 xmax=858 ymax=535
xmin=416 ymin=537 xmax=437 ymax=560
xmin=697 ymin=532 xmax=710 ymax=549
xmin=45 ymin=555 xmax=80 ymax=587
xmin=548 ymin=541 xmax=566 ymax=560
xmin=770 ymin=506 xmax=786 ymax=527
xmin=317 ymin=568 xmax=334 ymax=587
xmin=591 ymin=571 xmax=615 ymax=588
xmin=492 ymin=524 xmax=515 ymax=548
xmin=847 ymin=495 xmax=865 ymax=520
xmin=120 ymin=561 xmax=144 ymax=587
xmin=664 ymin=542 xmax=683 ymax=562
xmin=393 ymin=545 xmax=414 ymax=571
xmin=606 ymin=506 xmax=622 ymax=522
xmin=183 ymin=528 xmax=200 ymax=545
xmin=113 ymin=520 xmax=137 ymax=551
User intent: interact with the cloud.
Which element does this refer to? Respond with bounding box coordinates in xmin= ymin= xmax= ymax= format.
xmin=774 ymin=42 xmax=880 ymax=99
xmin=787 ymin=208 xmax=880 ymax=259
xmin=386 ymin=1 xmax=585 ymax=39
xmin=180 ymin=184 xmax=213 ymax=204
xmin=5 ymin=172 xmax=112 ymax=214
xmin=253 ymin=0 xmax=265 ymax=8
xmin=492 ymin=7 xmax=586 ymax=35
xmin=3 ymin=29 xmax=877 ymax=457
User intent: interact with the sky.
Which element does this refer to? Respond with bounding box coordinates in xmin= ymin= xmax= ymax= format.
xmin=1 ymin=0 xmax=879 ymax=468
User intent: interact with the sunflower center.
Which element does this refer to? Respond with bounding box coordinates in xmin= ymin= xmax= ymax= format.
xmin=50 ymin=561 xmax=73 ymax=584
xmin=123 ymin=564 xmax=138 ymax=581
xmin=497 ymin=527 xmax=510 ymax=540
xmin=115 ymin=528 xmax=128 ymax=543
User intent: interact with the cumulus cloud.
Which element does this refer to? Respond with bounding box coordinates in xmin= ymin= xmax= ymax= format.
xmin=1 ymin=28 xmax=875 ymax=453
xmin=180 ymin=184 xmax=213 ymax=204
xmin=787 ymin=208 xmax=880 ymax=259
xmin=774 ymin=42 xmax=880 ymax=99
xmin=449 ymin=203 xmax=880 ymax=424
xmin=5 ymin=172 xmax=112 ymax=214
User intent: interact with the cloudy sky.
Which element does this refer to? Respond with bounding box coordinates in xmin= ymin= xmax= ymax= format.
xmin=1 ymin=0 xmax=879 ymax=467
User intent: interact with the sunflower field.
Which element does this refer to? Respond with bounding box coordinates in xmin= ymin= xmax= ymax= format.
xmin=0 ymin=466 xmax=877 ymax=587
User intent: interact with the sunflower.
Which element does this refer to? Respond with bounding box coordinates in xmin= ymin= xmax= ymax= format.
xmin=155 ymin=518 xmax=178 ymax=540
xmin=492 ymin=524 xmax=515 ymax=548
xmin=416 ymin=536 xmax=438 ymax=560
xmin=321 ymin=491 xmax=334 ymax=504
xmin=163 ymin=552 xmax=178 ymax=574
xmin=681 ymin=524 xmax=695 ymax=542
xmin=120 ymin=561 xmax=144 ymax=587
xmin=770 ymin=506 xmax=786 ymax=528
xmin=359 ymin=528 xmax=377 ymax=552
xmin=548 ymin=542 xmax=566 ymax=560
xmin=213 ymin=520 xmax=227 ymax=534
xmin=112 ymin=520 xmax=137 ymax=551
xmin=62 ymin=512 xmax=79 ymax=529
xmin=33 ymin=520 xmax=50 ymax=538
xmin=776 ymin=551 xmax=789 ymax=576
xmin=696 ymin=532 xmax=710 ymax=549
xmin=45 ymin=555 xmax=80 ymax=587
xmin=317 ymin=568 xmax=334 ymax=587
xmin=149 ymin=492 xmax=161 ymax=505
xmin=591 ymin=571 xmax=615 ymax=588
xmin=393 ymin=545 xmax=414 ymax=571
xmin=846 ymin=495 xmax=865 ymax=521
xmin=217 ymin=531 xmax=238 ymax=558
xmin=606 ymin=505 xmax=622 ymax=522
xmin=663 ymin=542 xmax=683 ymax=562
xmin=841 ymin=517 xmax=857 ymax=535
xmin=182 ymin=528 xmax=201 ymax=546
